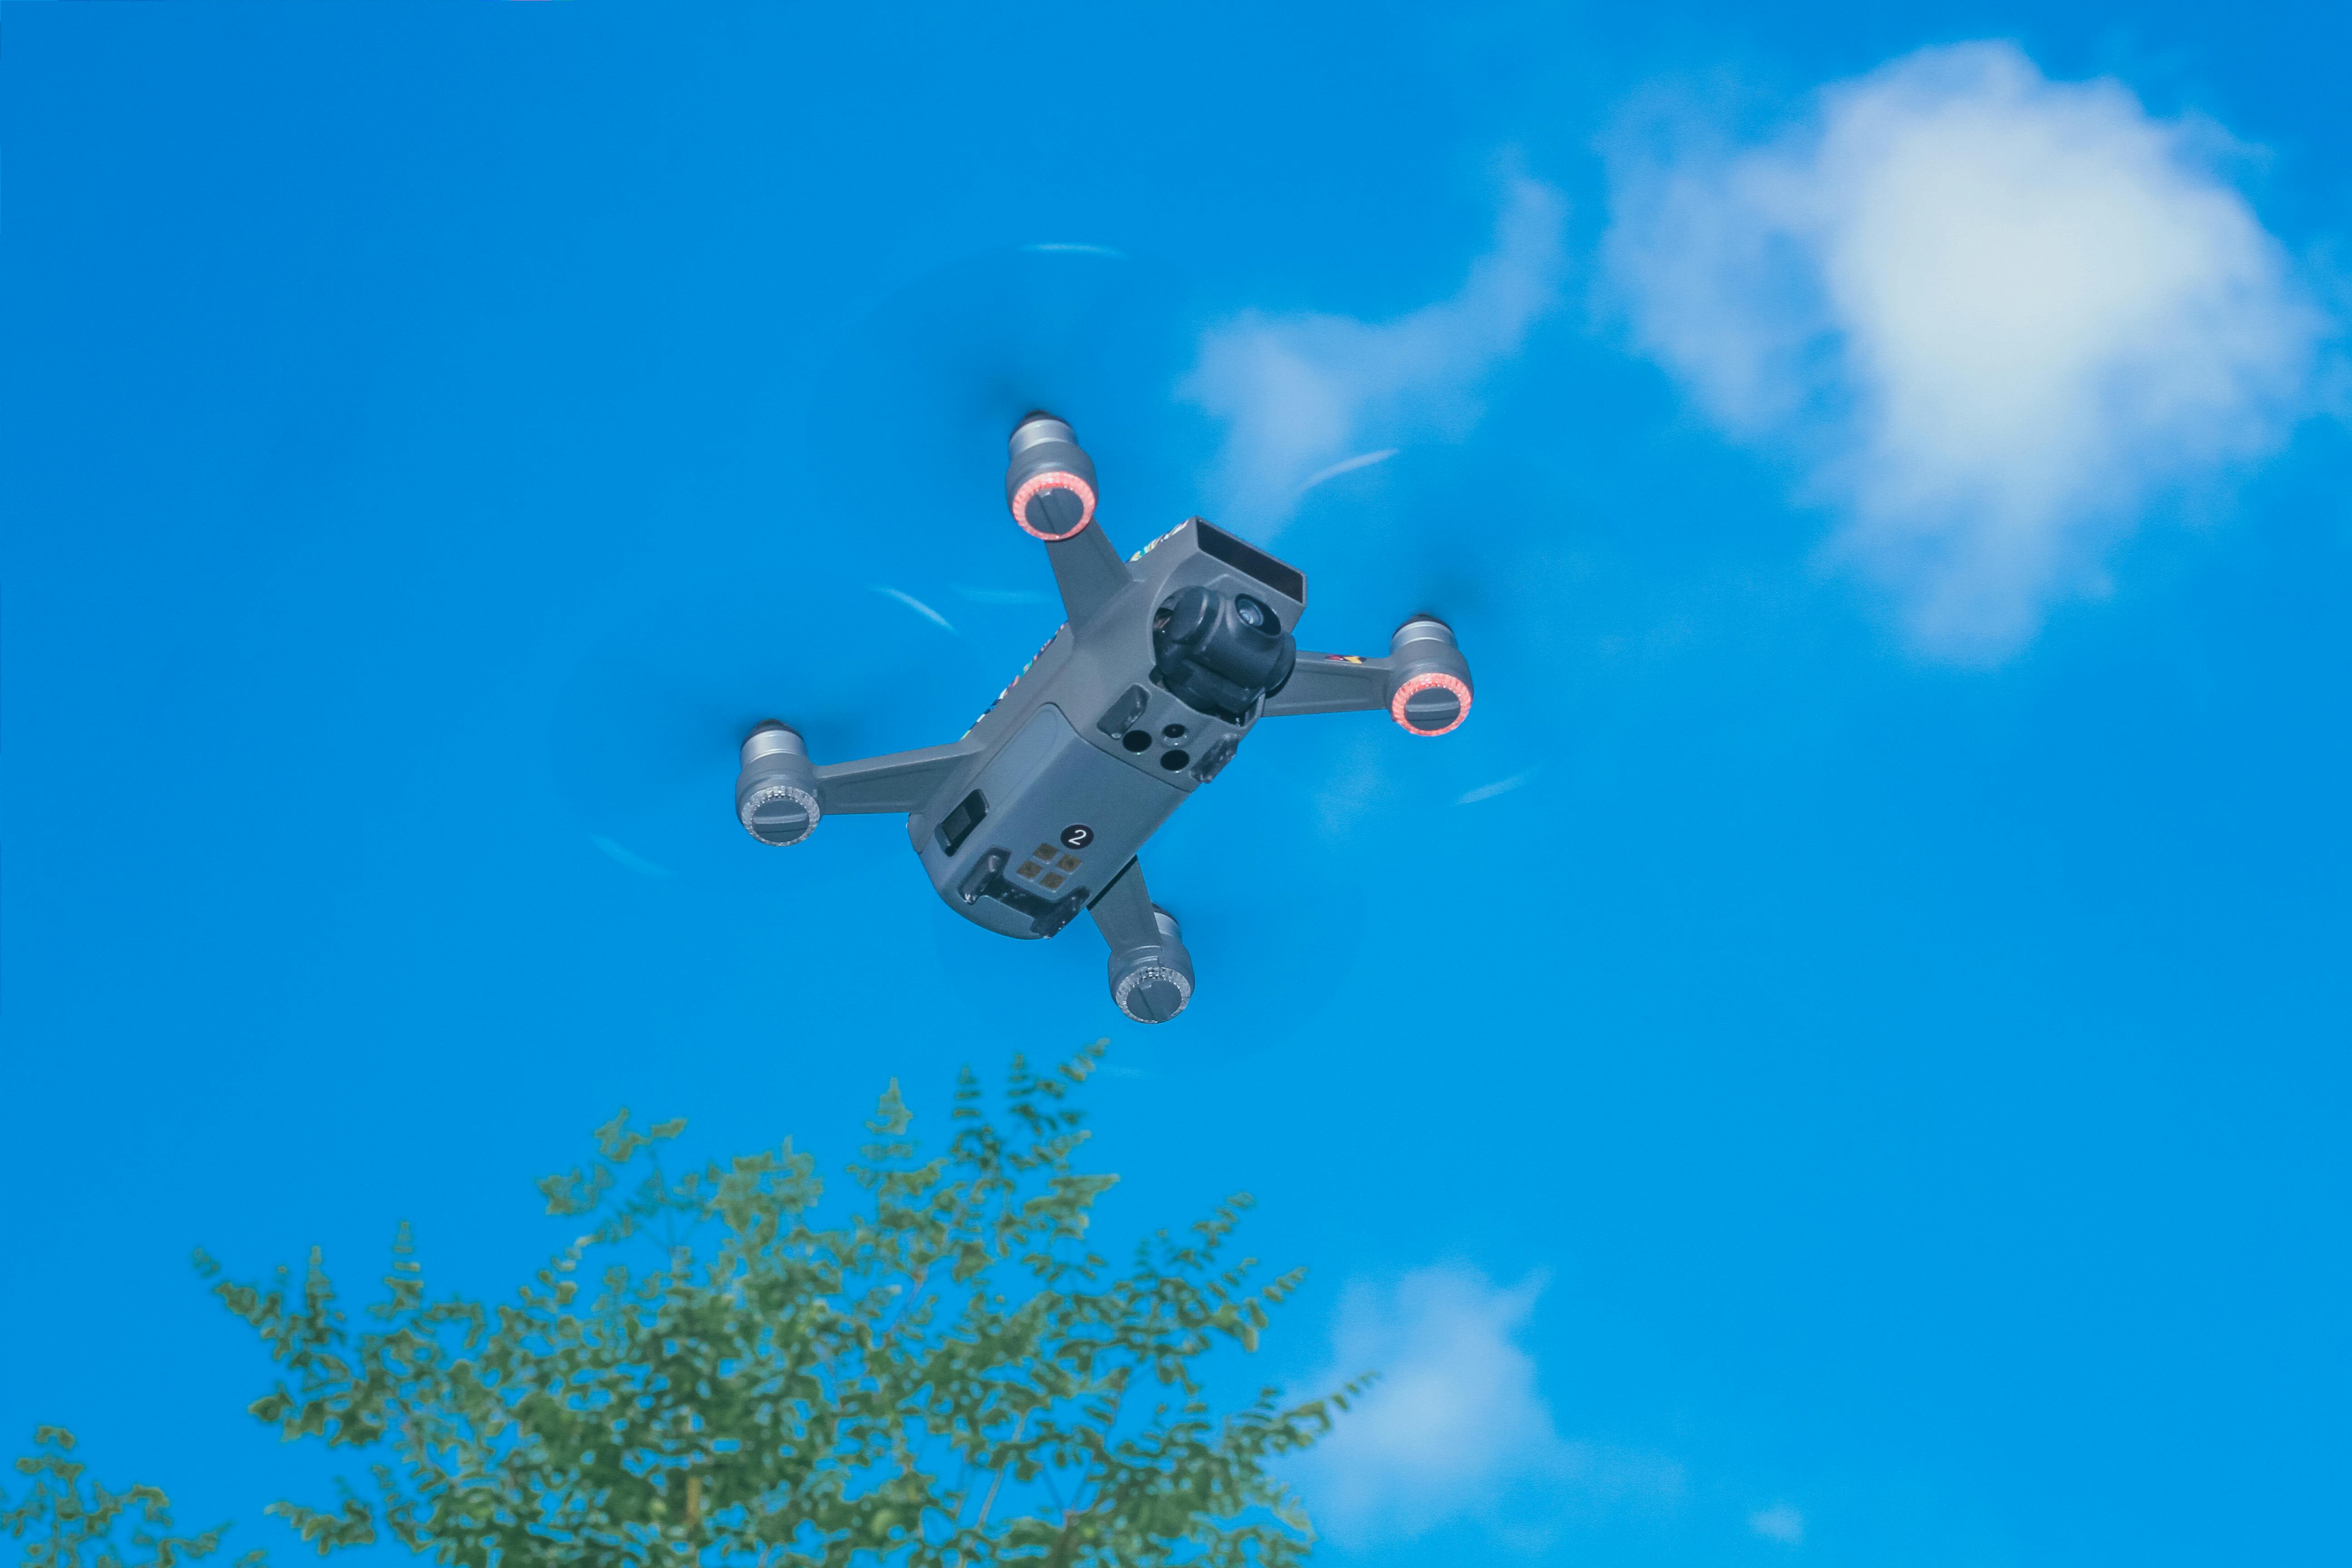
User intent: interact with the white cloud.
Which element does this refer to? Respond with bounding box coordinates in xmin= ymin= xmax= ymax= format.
xmin=1288 ymin=1264 xmax=1680 ymax=1550
xmin=1604 ymin=42 xmax=2327 ymax=661
xmin=1750 ymin=1502 xmax=1806 ymax=1545
xmin=1183 ymin=178 xmax=1565 ymax=534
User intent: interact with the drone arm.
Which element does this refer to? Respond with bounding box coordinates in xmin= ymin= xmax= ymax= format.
xmin=1088 ymin=856 xmax=1163 ymax=950
xmin=1259 ymin=653 xmax=1393 ymax=716
xmin=1006 ymin=413 xmax=1134 ymax=628
xmin=813 ymin=742 xmax=978 ymax=815
xmin=1047 ymin=518 xmax=1134 ymax=627
xmin=1258 ymin=619 xmax=1472 ymax=735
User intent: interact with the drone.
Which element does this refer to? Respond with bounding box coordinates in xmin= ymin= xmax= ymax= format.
xmin=733 ymin=412 xmax=1473 ymax=1023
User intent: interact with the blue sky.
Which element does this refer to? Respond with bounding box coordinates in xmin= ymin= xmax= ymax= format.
xmin=4 ymin=4 xmax=2348 ymax=1565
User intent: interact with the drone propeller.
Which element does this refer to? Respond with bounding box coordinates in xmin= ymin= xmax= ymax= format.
xmin=797 ymin=243 xmax=1210 ymax=552
xmin=548 ymin=244 xmax=1209 ymax=875
xmin=1272 ymin=443 xmax=1504 ymax=659
xmin=548 ymin=578 xmax=962 ymax=875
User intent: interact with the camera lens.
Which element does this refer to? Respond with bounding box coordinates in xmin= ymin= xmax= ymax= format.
xmin=1122 ymin=730 xmax=1152 ymax=752
xmin=1235 ymin=597 xmax=1265 ymax=627
xmin=1161 ymin=723 xmax=1186 ymax=741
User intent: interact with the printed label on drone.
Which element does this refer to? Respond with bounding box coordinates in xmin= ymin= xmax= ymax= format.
xmin=1060 ymin=824 xmax=1094 ymax=849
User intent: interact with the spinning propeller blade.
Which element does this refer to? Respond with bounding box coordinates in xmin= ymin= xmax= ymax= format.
xmin=799 ymin=243 xmax=1209 ymax=550
xmin=549 ymin=245 xmax=1209 ymax=872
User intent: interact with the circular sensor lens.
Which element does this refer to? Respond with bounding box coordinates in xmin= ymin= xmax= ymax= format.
xmin=1159 ymin=749 xmax=1190 ymax=771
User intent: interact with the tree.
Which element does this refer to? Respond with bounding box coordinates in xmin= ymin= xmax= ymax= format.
xmin=3 ymin=1426 xmax=259 ymax=1568
xmin=199 ymin=1042 xmax=1360 ymax=1566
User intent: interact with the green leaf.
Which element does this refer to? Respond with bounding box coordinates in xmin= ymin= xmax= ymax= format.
xmin=159 ymin=1043 xmax=1358 ymax=1568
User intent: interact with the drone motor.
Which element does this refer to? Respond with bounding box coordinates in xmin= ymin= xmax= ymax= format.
xmin=1107 ymin=905 xmax=1195 ymax=1024
xmin=736 ymin=722 xmax=823 ymax=846
xmin=1384 ymin=615 xmax=1474 ymax=736
xmin=1004 ymin=412 xmax=1098 ymax=541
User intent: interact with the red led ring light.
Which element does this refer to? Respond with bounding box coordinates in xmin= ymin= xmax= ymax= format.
xmin=1009 ymin=471 xmax=1097 ymax=541
xmin=1389 ymin=671 xmax=1472 ymax=736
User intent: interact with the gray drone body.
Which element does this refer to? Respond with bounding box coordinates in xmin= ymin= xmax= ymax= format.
xmin=735 ymin=414 xmax=1473 ymax=1024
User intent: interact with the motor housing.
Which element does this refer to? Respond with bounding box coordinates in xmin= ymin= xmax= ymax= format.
xmin=1107 ymin=905 xmax=1195 ymax=1023
xmin=736 ymin=722 xmax=822 ymax=846
xmin=1004 ymin=412 xmax=1098 ymax=540
xmin=1385 ymin=616 xmax=1473 ymax=736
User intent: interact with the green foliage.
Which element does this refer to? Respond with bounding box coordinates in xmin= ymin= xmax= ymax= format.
xmin=3 ymin=1426 xmax=260 ymax=1568
xmin=201 ymin=1042 xmax=1362 ymax=1566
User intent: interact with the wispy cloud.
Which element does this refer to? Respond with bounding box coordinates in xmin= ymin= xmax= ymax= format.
xmin=1313 ymin=734 xmax=1394 ymax=837
xmin=1750 ymin=1503 xmax=1806 ymax=1545
xmin=1289 ymin=1265 xmax=1681 ymax=1551
xmin=1603 ymin=42 xmax=2327 ymax=662
xmin=1183 ymin=177 xmax=1565 ymax=534
xmin=869 ymin=585 xmax=956 ymax=632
